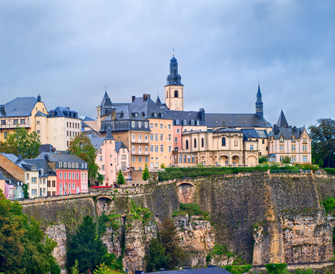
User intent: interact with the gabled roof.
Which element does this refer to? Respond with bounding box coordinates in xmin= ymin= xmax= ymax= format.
xmin=130 ymin=97 xmax=172 ymax=119
xmin=0 ymin=97 xmax=38 ymax=117
xmin=49 ymin=106 xmax=78 ymax=118
xmin=36 ymin=152 xmax=87 ymax=165
xmin=214 ymin=127 xmax=242 ymax=134
xmin=39 ymin=144 xmax=56 ymax=153
xmin=23 ymin=159 xmax=52 ymax=176
xmin=35 ymin=111 xmax=48 ymax=117
xmin=271 ymin=126 xmax=305 ymax=140
xmin=205 ymin=113 xmax=271 ymax=128
xmin=277 ymin=110 xmax=289 ymax=128
xmin=105 ymin=127 xmax=115 ymax=140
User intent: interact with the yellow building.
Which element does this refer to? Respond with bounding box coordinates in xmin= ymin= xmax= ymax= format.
xmin=0 ymin=95 xmax=48 ymax=141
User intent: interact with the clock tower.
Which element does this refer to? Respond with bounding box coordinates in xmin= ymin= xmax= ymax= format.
xmin=165 ymin=55 xmax=184 ymax=111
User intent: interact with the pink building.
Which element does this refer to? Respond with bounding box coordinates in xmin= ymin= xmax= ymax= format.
xmin=90 ymin=128 xmax=129 ymax=186
xmin=36 ymin=152 xmax=89 ymax=195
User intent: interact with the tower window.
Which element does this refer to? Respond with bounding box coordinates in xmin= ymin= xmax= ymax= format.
xmin=174 ymin=90 xmax=178 ymax=98
xmin=222 ymin=137 xmax=226 ymax=146
xmin=186 ymin=140 xmax=189 ymax=150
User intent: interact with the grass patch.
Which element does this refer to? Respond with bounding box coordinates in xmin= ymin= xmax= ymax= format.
xmin=172 ymin=203 xmax=209 ymax=220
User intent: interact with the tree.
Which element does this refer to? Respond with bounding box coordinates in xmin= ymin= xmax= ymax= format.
xmin=142 ymin=163 xmax=151 ymax=181
xmin=66 ymin=215 xmax=115 ymax=273
xmin=309 ymin=118 xmax=335 ymax=167
xmin=68 ymin=133 xmax=100 ymax=182
xmin=282 ymin=156 xmax=291 ymax=164
xmin=0 ymin=190 xmax=60 ymax=273
xmin=157 ymin=218 xmax=185 ymax=269
xmin=117 ymin=170 xmax=125 ymax=185
xmin=145 ymin=238 xmax=168 ymax=272
xmin=0 ymin=127 xmax=41 ymax=159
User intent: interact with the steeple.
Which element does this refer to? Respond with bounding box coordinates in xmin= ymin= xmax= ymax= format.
xmin=255 ymin=82 xmax=263 ymax=118
xmin=277 ymin=110 xmax=289 ymax=128
xmin=99 ymin=91 xmax=112 ymax=107
xmin=156 ymin=95 xmax=162 ymax=105
xmin=105 ymin=127 xmax=115 ymax=140
xmin=166 ymin=56 xmax=183 ymax=86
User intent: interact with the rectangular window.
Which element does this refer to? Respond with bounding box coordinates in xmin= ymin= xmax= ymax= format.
xmin=303 ymin=145 xmax=307 ymax=151
xmin=32 ymin=177 xmax=37 ymax=183
xmin=169 ymin=146 xmax=171 ymax=153
xmin=145 ymin=135 xmax=148 ymax=141
xmin=175 ymin=137 xmax=178 ymax=143
xmin=280 ymin=145 xmax=284 ymax=151
xmin=64 ymin=172 xmax=67 ymax=179
xmin=14 ymin=119 xmax=18 ymax=125
xmin=102 ymin=165 xmax=105 ymax=171
xmin=150 ymin=134 xmax=153 ymax=141
xmin=139 ymin=156 xmax=142 ymax=162
xmin=168 ymin=124 xmax=171 ymax=130
xmin=150 ymin=123 xmax=153 ymax=129
xmin=160 ymin=124 xmax=163 ymax=129
xmin=292 ymin=145 xmax=296 ymax=151
xmin=155 ymin=134 xmax=158 ymax=141
xmin=132 ymin=156 xmax=136 ymax=163
xmin=31 ymin=189 xmax=37 ymax=195
xmin=69 ymin=183 xmax=71 ymax=190
xmin=145 ymin=146 xmax=148 ymax=152
xmin=4 ymin=132 xmax=7 ymax=139
xmin=179 ymin=155 xmax=182 ymax=163
xmin=132 ymin=134 xmax=135 ymax=141
xmin=155 ymin=123 xmax=158 ymax=129
xmin=20 ymin=119 xmax=25 ymax=124
xmin=160 ymin=134 xmax=163 ymax=141
xmin=303 ymin=156 xmax=307 ymax=162
xmin=69 ymin=172 xmax=71 ymax=179
xmin=177 ymin=129 xmax=180 ymax=133
xmin=76 ymin=173 xmax=79 ymax=180
xmin=150 ymin=145 xmax=153 ymax=152
xmin=155 ymin=145 xmax=158 ymax=152
xmin=52 ymin=181 xmax=55 ymax=187
xmin=99 ymin=156 xmax=102 ymax=161
xmin=60 ymin=183 xmax=62 ymax=190
xmin=59 ymin=172 xmax=62 ymax=179
xmin=1 ymin=120 xmax=5 ymax=125
xmin=132 ymin=146 xmax=135 ymax=153
xmin=145 ymin=157 xmax=148 ymax=163
xmin=47 ymin=180 xmax=51 ymax=187
xmin=139 ymin=134 xmax=142 ymax=141
xmin=139 ymin=146 xmax=142 ymax=153
xmin=250 ymin=145 xmax=253 ymax=151
xmin=73 ymin=183 xmax=75 ymax=190
xmin=160 ymin=145 xmax=163 ymax=152
xmin=168 ymin=134 xmax=171 ymax=141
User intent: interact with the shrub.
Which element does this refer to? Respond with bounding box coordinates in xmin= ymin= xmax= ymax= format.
xmin=117 ymin=170 xmax=125 ymax=185
xmin=295 ymin=269 xmax=314 ymax=274
xmin=142 ymin=163 xmax=151 ymax=181
xmin=259 ymin=155 xmax=267 ymax=163
xmin=322 ymin=198 xmax=335 ymax=214
xmin=224 ymin=265 xmax=252 ymax=274
xmin=282 ymin=156 xmax=291 ymax=164
xmin=265 ymin=263 xmax=289 ymax=274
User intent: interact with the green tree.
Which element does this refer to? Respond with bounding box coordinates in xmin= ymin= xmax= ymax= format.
xmin=66 ymin=215 xmax=115 ymax=273
xmin=259 ymin=155 xmax=267 ymax=163
xmin=117 ymin=170 xmax=126 ymax=185
xmin=0 ymin=190 xmax=60 ymax=273
xmin=68 ymin=133 xmax=100 ymax=183
xmin=142 ymin=163 xmax=151 ymax=181
xmin=309 ymin=118 xmax=335 ymax=167
xmin=93 ymin=263 xmax=123 ymax=274
xmin=157 ymin=218 xmax=185 ymax=269
xmin=265 ymin=263 xmax=289 ymax=274
xmin=0 ymin=127 xmax=41 ymax=159
xmin=145 ymin=238 xmax=168 ymax=272
xmin=282 ymin=156 xmax=291 ymax=164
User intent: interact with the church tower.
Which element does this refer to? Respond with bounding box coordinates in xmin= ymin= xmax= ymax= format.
xmin=255 ymin=83 xmax=263 ymax=118
xmin=165 ymin=55 xmax=184 ymax=111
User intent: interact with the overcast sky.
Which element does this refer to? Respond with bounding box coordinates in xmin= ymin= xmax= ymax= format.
xmin=0 ymin=0 xmax=334 ymax=127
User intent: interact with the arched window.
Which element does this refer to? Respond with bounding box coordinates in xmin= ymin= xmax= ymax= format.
xmin=222 ymin=137 xmax=226 ymax=146
xmin=194 ymin=139 xmax=197 ymax=148
xmin=186 ymin=140 xmax=189 ymax=149
xmin=201 ymin=138 xmax=204 ymax=148
xmin=174 ymin=90 xmax=178 ymax=98
xmin=183 ymin=119 xmax=187 ymax=126
xmin=175 ymin=119 xmax=180 ymax=125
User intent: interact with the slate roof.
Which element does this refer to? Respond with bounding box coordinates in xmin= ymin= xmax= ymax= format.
xmin=39 ymin=144 xmax=56 ymax=153
xmin=214 ymin=127 xmax=242 ymax=134
xmin=89 ymin=134 xmax=105 ymax=150
xmin=0 ymin=170 xmax=6 ymax=180
xmin=271 ymin=126 xmax=305 ymax=140
xmin=99 ymin=92 xmax=113 ymax=107
xmin=23 ymin=159 xmax=54 ymax=176
xmin=165 ymin=110 xmax=206 ymax=126
xmin=115 ymin=141 xmax=127 ymax=153
xmin=35 ymin=111 xmax=48 ymax=117
xmin=277 ymin=110 xmax=289 ymax=128
xmin=0 ymin=153 xmax=26 ymax=169
xmin=0 ymin=97 xmax=38 ymax=117
xmin=241 ymin=129 xmax=268 ymax=139
xmin=205 ymin=113 xmax=271 ymax=128
xmin=130 ymin=97 xmax=172 ymax=119
xmin=49 ymin=107 xmax=79 ymax=118
xmin=36 ymin=152 xmax=87 ymax=166
xmin=147 ymin=266 xmax=231 ymax=274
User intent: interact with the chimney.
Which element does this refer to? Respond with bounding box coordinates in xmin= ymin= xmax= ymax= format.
xmin=132 ymin=96 xmax=136 ymax=102
xmin=37 ymin=94 xmax=41 ymax=102
xmin=0 ymin=105 xmax=5 ymax=115
xmin=143 ymin=93 xmax=150 ymax=101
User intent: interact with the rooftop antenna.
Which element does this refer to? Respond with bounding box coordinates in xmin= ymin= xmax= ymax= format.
xmin=172 ymin=46 xmax=174 ymax=57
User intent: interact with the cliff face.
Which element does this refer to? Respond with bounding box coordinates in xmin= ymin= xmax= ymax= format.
xmin=20 ymin=175 xmax=335 ymax=273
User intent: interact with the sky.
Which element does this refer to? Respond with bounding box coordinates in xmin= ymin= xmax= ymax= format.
xmin=0 ymin=0 xmax=334 ymax=127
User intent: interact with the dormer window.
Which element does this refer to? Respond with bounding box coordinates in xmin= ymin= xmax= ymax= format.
xmin=196 ymin=120 xmax=200 ymax=126
xmin=132 ymin=121 xmax=136 ymax=128
xmin=292 ymin=136 xmax=296 ymax=142
xmin=138 ymin=122 xmax=142 ymax=128
xmin=153 ymin=112 xmax=157 ymax=118
xmin=64 ymin=162 xmax=67 ymax=168
xmin=190 ymin=120 xmax=195 ymax=126
xmin=280 ymin=136 xmax=284 ymax=142
xmin=59 ymin=162 xmax=62 ymax=168
xmin=183 ymin=119 xmax=187 ymax=126
xmin=175 ymin=119 xmax=180 ymax=125
xmin=145 ymin=122 xmax=148 ymax=128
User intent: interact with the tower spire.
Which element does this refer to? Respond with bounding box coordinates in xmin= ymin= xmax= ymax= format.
xmin=255 ymin=82 xmax=263 ymax=118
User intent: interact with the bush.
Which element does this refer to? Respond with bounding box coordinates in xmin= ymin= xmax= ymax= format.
xmin=324 ymin=168 xmax=335 ymax=175
xmin=265 ymin=263 xmax=289 ymax=274
xmin=282 ymin=156 xmax=291 ymax=164
xmin=295 ymin=269 xmax=314 ymax=274
xmin=173 ymin=203 xmax=209 ymax=219
xmin=142 ymin=163 xmax=151 ymax=181
xmin=117 ymin=170 xmax=125 ymax=185
xmin=322 ymin=198 xmax=335 ymax=214
xmin=259 ymin=156 xmax=267 ymax=163
xmin=224 ymin=265 xmax=252 ymax=274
